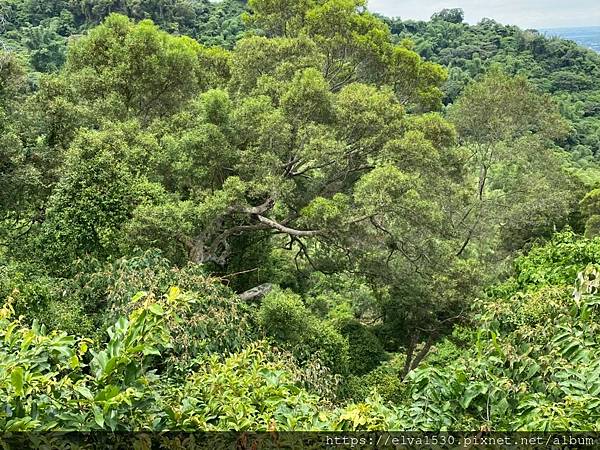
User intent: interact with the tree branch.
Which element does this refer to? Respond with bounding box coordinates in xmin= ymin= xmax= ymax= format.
xmin=256 ymin=215 xmax=321 ymax=237
xmin=239 ymin=283 xmax=274 ymax=302
xmin=238 ymin=197 xmax=275 ymax=215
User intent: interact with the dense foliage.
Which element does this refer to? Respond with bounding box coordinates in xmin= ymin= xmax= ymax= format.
xmin=384 ymin=11 xmax=600 ymax=179
xmin=4 ymin=233 xmax=600 ymax=432
xmin=0 ymin=0 xmax=246 ymax=63
xmin=2 ymin=0 xmax=600 ymax=433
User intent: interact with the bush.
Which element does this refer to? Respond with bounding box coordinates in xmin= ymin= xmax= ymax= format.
xmin=301 ymin=319 xmax=349 ymax=375
xmin=507 ymin=230 xmax=600 ymax=292
xmin=169 ymin=343 xmax=323 ymax=430
xmin=258 ymin=289 xmax=349 ymax=374
xmin=342 ymin=358 xmax=406 ymax=404
xmin=76 ymin=251 xmax=258 ymax=365
xmin=257 ymin=289 xmax=308 ymax=342
xmin=487 ymin=285 xmax=573 ymax=335
xmin=36 ymin=296 xmax=95 ymax=337
xmin=2 ymin=250 xmax=258 ymax=361
xmin=336 ymin=318 xmax=387 ymax=375
xmin=0 ymin=290 xmax=390 ymax=433
xmin=0 ymin=261 xmax=88 ymax=334
xmin=420 ymin=326 xmax=475 ymax=369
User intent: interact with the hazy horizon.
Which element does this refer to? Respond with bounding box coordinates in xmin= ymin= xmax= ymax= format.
xmin=368 ymin=0 xmax=600 ymax=29
xmin=540 ymin=25 xmax=600 ymax=30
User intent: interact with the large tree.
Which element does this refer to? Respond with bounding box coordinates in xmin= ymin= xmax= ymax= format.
xmin=6 ymin=3 xmax=583 ymax=374
xmin=449 ymin=72 xmax=581 ymax=257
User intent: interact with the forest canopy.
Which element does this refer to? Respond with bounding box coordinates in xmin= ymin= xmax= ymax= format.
xmin=2 ymin=0 xmax=600 ymax=437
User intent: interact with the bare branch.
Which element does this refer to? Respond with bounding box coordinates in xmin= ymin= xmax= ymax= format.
xmin=239 ymin=197 xmax=275 ymax=215
xmin=256 ymin=215 xmax=321 ymax=237
xmin=239 ymin=283 xmax=274 ymax=302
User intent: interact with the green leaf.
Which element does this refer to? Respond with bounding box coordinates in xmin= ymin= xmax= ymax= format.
xmin=131 ymin=292 xmax=147 ymax=303
xmin=11 ymin=367 xmax=24 ymax=397
xmin=75 ymin=385 xmax=94 ymax=401
xmin=69 ymin=355 xmax=80 ymax=369
xmin=142 ymin=347 xmax=161 ymax=356
xmin=103 ymin=357 xmax=119 ymax=377
xmin=94 ymin=385 xmax=120 ymax=402
xmin=93 ymin=407 xmax=105 ymax=428
xmin=459 ymin=383 xmax=487 ymax=409
xmin=149 ymin=303 xmax=165 ymax=316
xmin=492 ymin=397 xmax=510 ymax=417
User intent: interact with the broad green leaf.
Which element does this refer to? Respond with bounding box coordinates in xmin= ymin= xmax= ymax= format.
xmin=11 ymin=367 xmax=24 ymax=397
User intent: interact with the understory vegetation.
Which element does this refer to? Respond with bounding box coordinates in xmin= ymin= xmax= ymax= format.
xmin=2 ymin=0 xmax=600 ymax=432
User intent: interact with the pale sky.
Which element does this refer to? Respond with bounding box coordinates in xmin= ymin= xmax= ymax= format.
xmin=367 ymin=0 xmax=600 ymax=29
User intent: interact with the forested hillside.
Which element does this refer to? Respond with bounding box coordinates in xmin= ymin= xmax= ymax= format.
xmin=2 ymin=0 xmax=600 ymax=435
xmin=0 ymin=0 xmax=245 ymax=66
xmin=384 ymin=9 xmax=600 ymax=178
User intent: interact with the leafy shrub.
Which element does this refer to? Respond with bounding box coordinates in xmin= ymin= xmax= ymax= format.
xmin=258 ymin=289 xmax=349 ymax=374
xmin=120 ymin=287 xmax=257 ymax=374
xmin=0 ymin=261 xmax=63 ymax=322
xmin=420 ymin=326 xmax=475 ymax=368
xmin=0 ymin=287 xmax=402 ymax=433
xmin=336 ymin=318 xmax=387 ymax=375
xmin=35 ymin=295 xmax=94 ymax=337
xmin=165 ymin=343 xmax=323 ymax=430
xmin=487 ymin=285 xmax=573 ymax=335
xmin=0 ymin=289 xmax=313 ymax=432
xmin=1 ymin=251 xmax=258 ymax=364
xmin=257 ymin=289 xmax=308 ymax=342
xmin=508 ymin=230 xmax=600 ymax=292
xmin=0 ymin=261 xmax=96 ymax=336
xmin=0 ymin=294 xmax=169 ymax=431
xmin=342 ymin=358 xmax=406 ymax=404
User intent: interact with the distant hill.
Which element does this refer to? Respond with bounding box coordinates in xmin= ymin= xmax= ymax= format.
xmin=384 ymin=13 xmax=600 ymax=168
xmin=2 ymin=1 xmax=599 ymax=167
xmin=542 ymin=26 xmax=600 ymax=53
